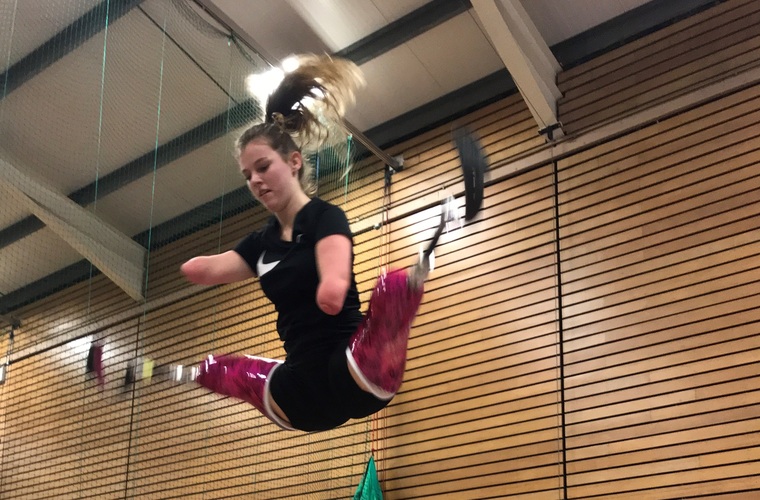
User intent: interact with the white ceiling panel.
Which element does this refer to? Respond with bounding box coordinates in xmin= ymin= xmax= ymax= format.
xmin=149 ymin=135 xmax=245 ymax=206
xmin=204 ymin=0 xmax=330 ymax=62
xmin=0 ymin=227 xmax=83 ymax=295
xmin=523 ymin=0 xmax=652 ymax=46
xmin=0 ymin=30 xmax=112 ymax=195
xmin=346 ymin=12 xmax=503 ymax=130
xmin=405 ymin=12 xmax=503 ymax=95
xmin=139 ymin=0 xmax=269 ymax=102
xmin=0 ymin=8 xmax=235 ymax=197
xmin=88 ymin=174 xmax=179 ymax=238
xmin=369 ymin=0 xmax=431 ymax=23
xmin=90 ymin=134 xmax=244 ymax=237
xmin=97 ymin=9 xmax=242 ymax=167
xmin=0 ymin=179 xmax=34 ymax=229
xmin=0 ymin=0 xmax=103 ymax=68
xmin=347 ymin=45 xmax=442 ymax=130
xmin=283 ymin=0 xmax=431 ymax=51
xmin=284 ymin=0 xmax=389 ymax=52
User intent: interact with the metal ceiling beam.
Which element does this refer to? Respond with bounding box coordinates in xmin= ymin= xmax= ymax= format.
xmin=471 ymin=0 xmax=564 ymax=139
xmin=0 ymin=157 xmax=146 ymax=302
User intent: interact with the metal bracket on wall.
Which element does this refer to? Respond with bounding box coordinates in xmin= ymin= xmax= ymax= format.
xmin=1 ymin=313 xmax=21 ymax=329
xmin=0 ymin=316 xmax=19 ymax=384
xmin=538 ymin=122 xmax=563 ymax=142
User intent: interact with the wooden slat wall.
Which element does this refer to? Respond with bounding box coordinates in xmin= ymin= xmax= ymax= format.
xmin=375 ymin=95 xmax=562 ymax=499
xmin=0 ymin=330 xmax=8 ymax=489
xmin=559 ymin=75 xmax=760 ymax=499
xmin=0 ymin=91 xmax=560 ymax=498
xmin=557 ymin=0 xmax=760 ymax=135
xmin=3 ymin=3 xmax=760 ymax=497
xmin=1 ymin=319 xmax=138 ymax=497
xmin=379 ymin=170 xmax=563 ymax=499
xmin=556 ymin=4 xmax=760 ymax=496
xmin=0 ymin=157 xmax=387 ymax=498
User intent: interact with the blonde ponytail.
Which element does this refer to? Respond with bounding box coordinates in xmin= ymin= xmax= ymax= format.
xmin=237 ymin=54 xmax=364 ymax=196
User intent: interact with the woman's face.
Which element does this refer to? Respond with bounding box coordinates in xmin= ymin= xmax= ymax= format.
xmin=239 ymin=140 xmax=303 ymax=213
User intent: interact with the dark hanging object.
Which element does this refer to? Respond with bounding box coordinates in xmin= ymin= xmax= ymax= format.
xmin=124 ymin=361 xmax=136 ymax=388
xmin=86 ymin=342 xmax=105 ymax=386
xmin=453 ymin=127 xmax=486 ymax=221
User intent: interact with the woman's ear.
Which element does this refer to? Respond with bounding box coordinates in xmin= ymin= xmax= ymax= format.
xmin=289 ymin=151 xmax=303 ymax=176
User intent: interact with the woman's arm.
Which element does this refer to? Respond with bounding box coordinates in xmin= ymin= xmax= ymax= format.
xmin=314 ymin=234 xmax=352 ymax=315
xmin=180 ymin=250 xmax=255 ymax=285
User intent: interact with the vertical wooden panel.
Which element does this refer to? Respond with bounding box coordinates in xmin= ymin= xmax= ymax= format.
xmin=373 ymin=106 xmax=562 ymax=497
xmin=558 ymin=82 xmax=760 ymax=498
xmin=0 ymin=319 xmax=137 ymax=498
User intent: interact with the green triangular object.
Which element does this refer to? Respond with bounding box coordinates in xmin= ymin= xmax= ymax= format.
xmin=353 ymin=456 xmax=383 ymax=500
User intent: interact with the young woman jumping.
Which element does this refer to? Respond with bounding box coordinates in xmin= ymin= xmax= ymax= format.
xmin=180 ymin=55 xmax=429 ymax=432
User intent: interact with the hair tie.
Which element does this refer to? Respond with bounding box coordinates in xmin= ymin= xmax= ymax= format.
xmin=270 ymin=112 xmax=286 ymax=131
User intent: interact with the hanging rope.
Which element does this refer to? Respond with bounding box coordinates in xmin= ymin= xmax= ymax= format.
xmin=343 ymin=134 xmax=353 ymax=204
xmin=86 ymin=0 xmax=112 ymax=315
xmin=315 ymin=153 xmax=321 ymax=196
xmin=0 ymin=0 xmax=18 ymax=110
xmin=79 ymin=2 xmax=112 ymax=497
xmin=123 ymin=6 xmax=169 ymax=497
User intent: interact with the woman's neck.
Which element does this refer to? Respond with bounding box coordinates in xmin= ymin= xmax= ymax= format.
xmin=275 ymin=191 xmax=311 ymax=241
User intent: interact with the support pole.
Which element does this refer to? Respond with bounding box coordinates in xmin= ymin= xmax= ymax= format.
xmin=0 ymin=157 xmax=146 ymax=302
xmin=471 ymin=0 xmax=564 ymax=138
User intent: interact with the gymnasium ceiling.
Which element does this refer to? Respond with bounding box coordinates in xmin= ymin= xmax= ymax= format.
xmin=0 ymin=0 xmax=720 ymax=315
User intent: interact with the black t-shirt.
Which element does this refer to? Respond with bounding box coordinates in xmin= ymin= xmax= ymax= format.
xmin=234 ymin=198 xmax=362 ymax=365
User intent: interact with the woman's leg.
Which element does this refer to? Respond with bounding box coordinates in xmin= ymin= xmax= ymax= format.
xmin=195 ymin=354 xmax=295 ymax=431
xmin=345 ymin=264 xmax=426 ymax=400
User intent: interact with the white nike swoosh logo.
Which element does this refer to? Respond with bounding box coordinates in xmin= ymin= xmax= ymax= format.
xmin=257 ymin=251 xmax=280 ymax=277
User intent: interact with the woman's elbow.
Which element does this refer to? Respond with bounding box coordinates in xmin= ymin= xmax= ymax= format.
xmin=317 ymin=280 xmax=349 ymax=315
